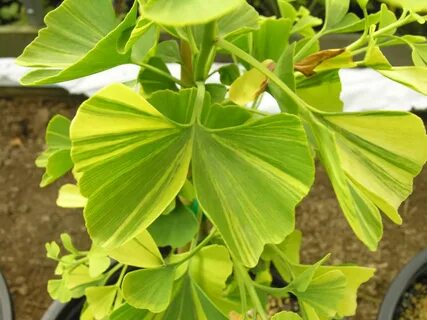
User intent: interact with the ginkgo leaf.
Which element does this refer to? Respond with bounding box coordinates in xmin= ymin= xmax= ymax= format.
xmin=229 ymin=60 xmax=274 ymax=105
xmin=17 ymin=0 xmax=139 ymax=85
xmin=148 ymin=203 xmax=199 ymax=247
xmin=118 ymin=17 xmax=153 ymax=53
xmin=164 ymin=245 xmax=234 ymax=319
xmin=46 ymin=241 xmax=60 ymax=259
xmin=110 ymin=304 xmax=150 ymax=320
xmin=36 ymin=115 xmax=73 ymax=187
xmin=60 ymin=233 xmax=79 ymax=254
xmin=118 ymin=246 xmax=234 ymax=319
xmin=141 ymin=0 xmax=244 ymax=26
xmin=86 ymin=286 xmax=117 ymax=319
xmin=252 ymin=18 xmax=292 ymax=62
xmin=293 ymin=270 xmax=347 ymax=319
xmin=123 ymin=266 xmax=176 ymax=313
xmin=189 ymin=245 xmax=236 ymax=313
xmin=107 ymin=230 xmax=164 ymax=268
xmin=310 ymin=111 xmax=427 ymax=250
xmin=272 ymin=311 xmax=303 ymax=320
xmin=193 ymin=113 xmax=314 ymax=267
xmin=291 ymin=264 xmax=375 ymax=318
xmin=48 ymin=279 xmax=72 ymax=303
xmin=296 ymin=70 xmax=344 ymax=112
xmin=70 ymin=84 xmax=193 ymax=248
xmin=218 ymin=2 xmax=259 ymax=38
xmin=71 ymin=85 xmax=314 ymax=268
xmin=378 ymin=67 xmax=427 ymax=95
xmin=381 ymin=0 xmax=427 ymax=12
xmin=87 ymin=246 xmax=110 ymax=278
xmin=323 ymin=0 xmax=350 ymax=30
xmin=57 ymin=184 xmax=87 ymax=208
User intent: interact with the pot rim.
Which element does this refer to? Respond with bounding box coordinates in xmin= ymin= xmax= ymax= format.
xmin=378 ymin=249 xmax=427 ymax=320
xmin=0 ymin=270 xmax=13 ymax=320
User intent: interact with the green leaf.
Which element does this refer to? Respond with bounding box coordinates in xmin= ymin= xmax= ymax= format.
xmin=357 ymin=0 xmax=369 ymax=9
xmin=263 ymin=230 xmax=303 ymax=282
xmin=17 ymin=0 xmax=139 ymax=85
xmin=219 ymin=64 xmax=241 ymax=86
xmin=193 ymin=114 xmax=314 ymax=267
xmin=36 ymin=115 xmax=73 ymax=187
xmin=123 ymin=266 xmax=176 ymax=313
xmin=46 ymin=241 xmax=60 ymax=259
xmin=278 ymin=0 xmax=297 ymax=22
xmin=119 ymin=245 xmax=233 ymax=319
xmin=189 ymin=245 xmax=235 ymax=313
xmin=206 ymin=84 xmax=228 ymax=104
xmin=253 ymin=18 xmax=292 ymax=62
xmin=317 ymin=266 xmax=375 ymax=317
xmin=364 ymin=45 xmax=391 ymax=68
xmin=381 ymin=0 xmax=427 ymax=12
xmin=60 ymin=233 xmax=78 ymax=254
xmin=378 ymin=67 xmax=427 ymax=95
xmin=149 ymin=203 xmax=198 ymax=248
xmin=229 ymin=62 xmax=271 ymax=105
xmin=107 ymin=230 xmax=164 ymax=268
xmin=200 ymin=104 xmax=252 ymax=130
xmin=270 ymin=43 xmax=299 ymax=114
xmin=295 ymin=270 xmax=347 ymax=319
xmin=379 ymin=4 xmax=398 ymax=36
xmin=110 ymin=304 xmax=151 ymax=320
xmin=290 ymin=255 xmax=330 ymax=292
xmin=163 ymin=245 xmax=234 ymax=319
xmin=64 ymin=265 xmax=103 ymax=298
xmin=118 ymin=18 xmax=153 ymax=53
xmin=324 ymin=0 xmax=350 ymax=30
xmin=71 ymin=84 xmax=193 ymax=248
xmin=138 ymin=57 xmax=178 ymax=95
xmin=292 ymin=15 xmax=323 ymax=36
xmin=310 ymin=111 xmax=427 ymax=250
xmin=87 ymin=246 xmax=110 ymax=278
xmin=292 ymin=264 xmax=375 ymax=317
xmin=272 ymin=311 xmax=303 ymax=320
xmin=218 ymin=2 xmax=260 ymax=38
xmin=86 ymin=285 xmax=117 ymax=319
xmin=56 ymin=184 xmax=87 ymax=208
xmin=71 ymin=85 xmax=314 ymax=268
xmin=48 ymin=279 xmax=72 ymax=303
xmin=141 ymin=0 xmax=244 ymax=26
xmin=130 ymin=24 xmax=159 ymax=65
xmin=296 ymin=70 xmax=344 ymax=112
xmin=412 ymin=43 xmax=427 ymax=67
xmin=156 ymin=40 xmax=182 ymax=64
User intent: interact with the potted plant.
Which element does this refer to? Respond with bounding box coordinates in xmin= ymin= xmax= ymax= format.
xmin=17 ymin=0 xmax=427 ymax=319
xmin=378 ymin=249 xmax=427 ymax=320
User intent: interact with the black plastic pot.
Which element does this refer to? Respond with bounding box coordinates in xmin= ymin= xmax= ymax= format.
xmin=378 ymin=249 xmax=427 ymax=320
xmin=0 ymin=270 xmax=13 ymax=320
xmin=41 ymin=299 xmax=84 ymax=320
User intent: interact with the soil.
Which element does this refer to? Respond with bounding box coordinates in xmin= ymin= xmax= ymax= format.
xmin=0 ymin=89 xmax=89 ymax=320
xmin=397 ymin=277 xmax=427 ymax=320
xmin=0 ymin=88 xmax=426 ymax=320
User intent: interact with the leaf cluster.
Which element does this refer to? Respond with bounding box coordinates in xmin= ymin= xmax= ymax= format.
xmin=17 ymin=0 xmax=427 ymax=319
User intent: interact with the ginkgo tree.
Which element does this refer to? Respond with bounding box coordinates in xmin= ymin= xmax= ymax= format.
xmin=19 ymin=0 xmax=427 ymax=319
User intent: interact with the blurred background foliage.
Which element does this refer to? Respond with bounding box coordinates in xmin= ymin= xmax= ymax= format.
xmin=0 ymin=0 xmax=425 ymax=35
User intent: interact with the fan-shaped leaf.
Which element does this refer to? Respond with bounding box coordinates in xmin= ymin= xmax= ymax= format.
xmin=193 ymin=113 xmax=314 ymax=267
xmin=70 ymin=84 xmax=193 ymax=248
xmin=36 ymin=115 xmax=73 ymax=187
xmin=141 ymin=0 xmax=244 ymax=26
xmin=310 ymin=111 xmax=427 ymax=249
xmin=17 ymin=0 xmax=138 ymax=85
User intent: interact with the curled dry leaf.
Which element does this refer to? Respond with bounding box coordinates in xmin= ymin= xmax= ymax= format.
xmin=295 ymin=48 xmax=346 ymax=76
